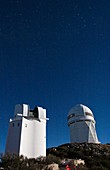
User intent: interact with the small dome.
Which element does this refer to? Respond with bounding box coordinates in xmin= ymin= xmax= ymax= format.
xmin=68 ymin=104 xmax=93 ymax=117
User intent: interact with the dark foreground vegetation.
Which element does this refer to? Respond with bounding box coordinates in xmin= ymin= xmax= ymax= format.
xmin=47 ymin=143 xmax=110 ymax=170
xmin=1 ymin=143 xmax=110 ymax=169
xmin=0 ymin=154 xmax=61 ymax=170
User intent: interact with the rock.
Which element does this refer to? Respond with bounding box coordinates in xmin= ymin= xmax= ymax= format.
xmin=44 ymin=163 xmax=59 ymax=170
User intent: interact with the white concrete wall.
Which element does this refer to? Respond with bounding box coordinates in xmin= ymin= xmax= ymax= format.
xmin=19 ymin=117 xmax=46 ymax=158
xmin=70 ymin=121 xmax=88 ymax=143
xmin=69 ymin=121 xmax=99 ymax=143
xmin=5 ymin=120 xmax=22 ymax=154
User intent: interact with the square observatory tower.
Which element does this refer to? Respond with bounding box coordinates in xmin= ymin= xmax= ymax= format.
xmin=5 ymin=104 xmax=48 ymax=158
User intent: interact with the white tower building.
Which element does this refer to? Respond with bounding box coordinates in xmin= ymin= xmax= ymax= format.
xmin=5 ymin=104 xmax=48 ymax=158
xmin=68 ymin=104 xmax=99 ymax=143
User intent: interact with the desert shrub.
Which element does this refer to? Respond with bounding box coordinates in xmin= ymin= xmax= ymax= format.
xmin=46 ymin=154 xmax=61 ymax=164
xmin=101 ymin=159 xmax=110 ymax=169
xmin=91 ymin=165 xmax=108 ymax=170
xmin=1 ymin=153 xmax=13 ymax=168
xmin=1 ymin=154 xmax=29 ymax=170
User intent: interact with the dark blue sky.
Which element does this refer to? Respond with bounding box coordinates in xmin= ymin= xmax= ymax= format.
xmin=0 ymin=0 xmax=110 ymax=153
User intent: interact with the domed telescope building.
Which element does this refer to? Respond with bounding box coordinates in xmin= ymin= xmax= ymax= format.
xmin=68 ymin=104 xmax=99 ymax=143
xmin=5 ymin=104 xmax=49 ymax=158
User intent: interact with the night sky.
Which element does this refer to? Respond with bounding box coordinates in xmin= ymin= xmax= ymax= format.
xmin=0 ymin=0 xmax=110 ymax=153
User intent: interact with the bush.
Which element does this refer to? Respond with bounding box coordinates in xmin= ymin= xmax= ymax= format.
xmin=91 ymin=165 xmax=108 ymax=170
xmin=46 ymin=154 xmax=61 ymax=164
xmin=1 ymin=154 xmax=29 ymax=170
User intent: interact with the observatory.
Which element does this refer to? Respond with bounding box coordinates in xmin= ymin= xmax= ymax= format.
xmin=68 ymin=104 xmax=99 ymax=143
xmin=5 ymin=104 xmax=48 ymax=158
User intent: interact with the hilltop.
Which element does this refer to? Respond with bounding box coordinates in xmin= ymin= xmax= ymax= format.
xmin=1 ymin=143 xmax=110 ymax=170
xmin=47 ymin=143 xmax=110 ymax=169
xmin=47 ymin=143 xmax=110 ymax=158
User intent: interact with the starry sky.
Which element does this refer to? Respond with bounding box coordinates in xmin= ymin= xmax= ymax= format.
xmin=0 ymin=0 xmax=110 ymax=153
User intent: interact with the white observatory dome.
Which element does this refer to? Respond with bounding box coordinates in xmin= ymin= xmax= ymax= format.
xmin=68 ymin=104 xmax=93 ymax=116
xmin=68 ymin=104 xmax=95 ymax=126
xmin=68 ymin=104 xmax=99 ymax=143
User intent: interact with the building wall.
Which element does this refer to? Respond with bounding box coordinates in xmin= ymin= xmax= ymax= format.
xmin=5 ymin=119 xmax=22 ymax=154
xmin=69 ymin=120 xmax=99 ymax=143
xmin=19 ymin=117 xmax=46 ymax=158
xmin=70 ymin=121 xmax=89 ymax=143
